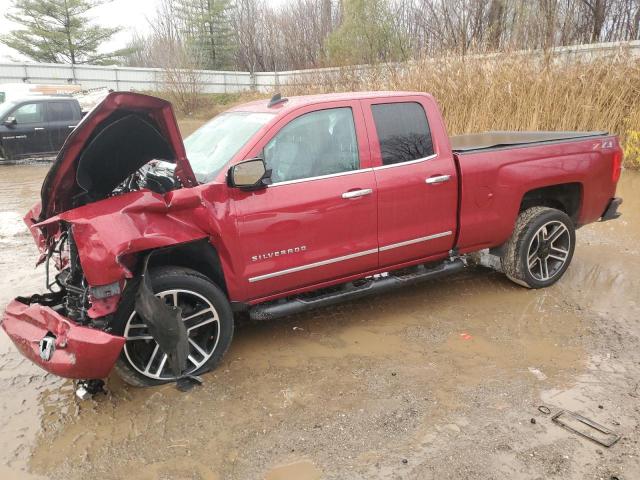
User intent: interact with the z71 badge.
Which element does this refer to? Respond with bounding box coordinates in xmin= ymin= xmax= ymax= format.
xmin=252 ymin=246 xmax=307 ymax=262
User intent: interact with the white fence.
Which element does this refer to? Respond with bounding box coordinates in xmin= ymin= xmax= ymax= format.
xmin=0 ymin=62 xmax=258 ymax=93
xmin=0 ymin=40 xmax=638 ymax=94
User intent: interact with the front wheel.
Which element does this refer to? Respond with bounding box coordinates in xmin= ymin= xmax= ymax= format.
xmin=501 ymin=206 xmax=576 ymax=288
xmin=111 ymin=266 xmax=234 ymax=387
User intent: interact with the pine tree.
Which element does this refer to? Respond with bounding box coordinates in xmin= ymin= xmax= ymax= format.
xmin=1 ymin=0 xmax=130 ymax=64
xmin=173 ymin=0 xmax=236 ymax=70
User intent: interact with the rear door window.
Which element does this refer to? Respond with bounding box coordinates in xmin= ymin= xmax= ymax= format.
xmin=11 ymin=102 xmax=45 ymax=124
xmin=371 ymin=102 xmax=434 ymax=166
xmin=264 ymin=107 xmax=359 ymax=183
xmin=47 ymin=101 xmax=75 ymax=122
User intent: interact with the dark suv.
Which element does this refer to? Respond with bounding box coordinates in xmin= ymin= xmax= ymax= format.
xmin=0 ymin=96 xmax=83 ymax=161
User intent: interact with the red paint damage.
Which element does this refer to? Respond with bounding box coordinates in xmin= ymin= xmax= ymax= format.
xmin=36 ymin=191 xmax=208 ymax=288
xmin=1 ymin=92 xmax=211 ymax=380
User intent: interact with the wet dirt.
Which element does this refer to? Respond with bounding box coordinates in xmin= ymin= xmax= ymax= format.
xmin=0 ymin=165 xmax=638 ymax=480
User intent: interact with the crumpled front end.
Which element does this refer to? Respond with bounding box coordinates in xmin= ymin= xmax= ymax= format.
xmin=2 ymin=297 xmax=125 ymax=379
xmin=2 ymin=187 xmax=213 ymax=381
xmin=1 ymin=214 xmax=129 ymax=379
xmin=0 ymin=91 xmax=225 ymax=382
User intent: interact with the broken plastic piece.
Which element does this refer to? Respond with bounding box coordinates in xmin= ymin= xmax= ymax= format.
xmin=176 ymin=375 xmax=203 ymax=392
xmin=134 ymin=254 xmax=206 ymax=391
xmin=551 ymin=410 xmax=621 ymax=447
xmin=135 ymin=271 xmax=189 ymax=380
xmin=75 ymin=379 xmax=106 ymax=400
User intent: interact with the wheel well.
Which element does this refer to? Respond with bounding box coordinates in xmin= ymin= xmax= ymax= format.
xmin=519 ymin=183 xmax=582 ymax=223
xmin=145 ymin=240 xmax=228 ymax=294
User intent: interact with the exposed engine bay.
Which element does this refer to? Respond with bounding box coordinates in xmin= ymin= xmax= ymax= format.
xmin=112 ymin=159 xmax=180 ymax=196
xmin=24 ymin=223 xmax=96 ymax=325
xmin=74 ymin=113 xmax=182 ymax=204
xmin=37 ymin=157 xmax=180 ymax=325
xmin=47 ymin=227 xmax=89 ymax=321
xmin=29 ymin=112 xmax=184 ymax=323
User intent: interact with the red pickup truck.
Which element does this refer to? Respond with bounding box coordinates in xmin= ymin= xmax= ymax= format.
xmin=1 ymin=91 xmax=623 ymax=389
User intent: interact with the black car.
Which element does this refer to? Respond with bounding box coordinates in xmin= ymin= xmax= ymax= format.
xmin=0 ymin=96 xmax=83 ymax=161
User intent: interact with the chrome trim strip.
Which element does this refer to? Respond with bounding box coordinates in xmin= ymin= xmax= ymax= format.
xmin=379 ymin=231 xmax=453 ymax=252
xmin=269 ymin=168 xmax=373 ymax=187
xmin=372 ymin=153 xmax=438 ymax=170
xmin=248 ymin=248 xmax=378 ymax=283
xmin=249 ymin=230 xmax=453 ymax=283
xmin=265 ymin=152 xmax=438 ymax=188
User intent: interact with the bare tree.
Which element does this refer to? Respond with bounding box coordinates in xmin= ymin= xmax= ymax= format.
xmin=124 ymin=0 xmax=640 ymax=72
xmin=579 ymin=0 xmax=610 ymax=42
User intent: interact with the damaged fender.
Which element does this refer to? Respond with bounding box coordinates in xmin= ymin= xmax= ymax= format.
xmin=33 ymin=189 xmax=214 ymax=317
xmin=25 ymin=178 xmax=244 ymax=320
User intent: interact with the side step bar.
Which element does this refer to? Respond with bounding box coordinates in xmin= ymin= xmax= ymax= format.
xmin=249 ymin=258 xmax=465 ymax=321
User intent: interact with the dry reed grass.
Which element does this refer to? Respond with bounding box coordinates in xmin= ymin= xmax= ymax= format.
xmin=282 ymin=53 xmax=640 ymax=168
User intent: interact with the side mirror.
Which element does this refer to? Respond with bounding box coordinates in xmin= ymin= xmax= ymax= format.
xmin=228 ymin=158 xmax=271 ymax=190
xmin=3 ymin=116 xmax=16 ymax=127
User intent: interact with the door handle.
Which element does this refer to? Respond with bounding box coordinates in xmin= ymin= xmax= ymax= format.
xmin=68 ymin=125 xmax=76 ymax=129
xmin=34 ymin=127 xmax=45 ymax=131
xmin=426 ymin=174 xmax=451 ymax=185
xmin=342 ymin=188 xmax=373 ymax=199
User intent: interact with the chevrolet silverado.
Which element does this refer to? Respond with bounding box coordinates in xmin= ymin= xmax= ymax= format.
xmin=1 ymin=91 xmax=623 ymax=389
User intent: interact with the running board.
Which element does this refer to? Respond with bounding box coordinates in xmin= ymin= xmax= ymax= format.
xmin=249 ymin=258 xmax=465 ymax=321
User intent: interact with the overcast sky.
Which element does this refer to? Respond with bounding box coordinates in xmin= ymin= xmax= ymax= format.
xmin=0 ymin=0 xmax=159 ymax=62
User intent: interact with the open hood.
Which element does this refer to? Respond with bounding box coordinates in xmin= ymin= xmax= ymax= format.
xmin=39 ymin=92 xmax=197 ymax=220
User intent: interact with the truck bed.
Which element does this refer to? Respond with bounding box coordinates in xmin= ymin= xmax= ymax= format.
xmin=451 ymin=131 xmax=608 ymax=153
xmin=453 ymin=132 xmax=618 ymax=255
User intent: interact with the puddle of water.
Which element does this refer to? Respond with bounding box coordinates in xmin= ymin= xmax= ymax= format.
xmin=264 ymin=460 xmax=322 ymax=480
xmin=0 ymin=164 xmax=49 ymax=213
xmin=0 ymin=211 xmax=28 ymax=238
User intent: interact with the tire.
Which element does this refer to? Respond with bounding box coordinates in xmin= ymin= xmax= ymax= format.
xmin=111 ymin=266 xmax=234 ymax=387
xmin=501 ymin=206 xmax=576 ymax=289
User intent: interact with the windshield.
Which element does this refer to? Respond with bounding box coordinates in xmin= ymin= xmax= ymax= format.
xmin=185 ymin=111 xmax=274 ymax=182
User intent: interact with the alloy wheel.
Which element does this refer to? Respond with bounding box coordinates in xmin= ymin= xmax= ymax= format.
xmin=526 ymin=220 xmax=571 ymax=282
xmin=123 ymin=289 xmax=220 ymax=380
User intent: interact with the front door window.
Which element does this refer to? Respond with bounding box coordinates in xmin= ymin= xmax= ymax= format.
xmin=264 ymin=107 xmax=359 ymax=183
xmin=11 ymin=102 xmax=45 ymax=124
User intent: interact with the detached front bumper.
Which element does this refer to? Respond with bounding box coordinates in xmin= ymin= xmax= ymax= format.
xmin=1 ymin=299 xmax=125 ymax=379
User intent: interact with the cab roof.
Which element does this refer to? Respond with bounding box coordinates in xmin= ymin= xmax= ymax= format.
xmin=227 ymin=91 xmax=431 ymax=115
xmin=5 ymin=95 xmax=76 ymax=103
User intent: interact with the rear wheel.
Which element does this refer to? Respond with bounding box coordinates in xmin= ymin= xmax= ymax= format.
xmin=112 ymin=267 xmax=234 ymax=387
xmin=501 ymin=207 xmax=575 ymax=288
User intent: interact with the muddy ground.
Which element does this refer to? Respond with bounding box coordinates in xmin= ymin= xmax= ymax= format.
xmin=0 ymin=164 xmax=638 ymax=480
